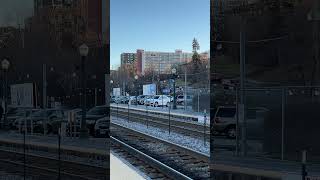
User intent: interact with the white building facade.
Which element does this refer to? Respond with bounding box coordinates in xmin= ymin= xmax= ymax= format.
xmin=141 ymin=50 xmax=193 ymax=75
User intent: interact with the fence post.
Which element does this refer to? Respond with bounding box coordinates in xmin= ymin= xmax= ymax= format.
xmin=236 ymin=87 xmax=240 ymax=156
xmin=169 ymin=98 xmax=171 ymax=135
xmin=58 ymin=127 xmax=61 ymax=180
xmin=302 ymin=150 xmax=307 ymax=180
xmin=30 ymin=110 xmax=33 ymax=135
xmin=146 ymin=104 xmax=148 ymax=128
xmin=116 ymin=103 xmax=118 ymax=121
xmin=281 ymin=87 xmax=286 ymax=160
xmin=162 ymin=95 xmax=164 ymax=109
xmin=127 ymin=101 xmax=130 ymax=123
xmin=23 ymin=128 xmax=26 ymax=180
xmin=198 ymin=90 xmax=200 ymax=112
xmin=204 ymin=109 xmax=207 ymax=146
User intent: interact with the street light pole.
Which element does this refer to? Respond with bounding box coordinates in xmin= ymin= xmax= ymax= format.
xmin=79 ymin=44 xmax=89 ymax=138
xmin=135 ymin=75 xmax=138 ymax=106
xmin=172 ymin=68 xmax=177 ymax=109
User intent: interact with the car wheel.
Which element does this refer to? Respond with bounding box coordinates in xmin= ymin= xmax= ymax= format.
xmin=226 ymin=126 xmax=236 ymax=139
xmin=166 ymin=102 xmax=169 ymax=107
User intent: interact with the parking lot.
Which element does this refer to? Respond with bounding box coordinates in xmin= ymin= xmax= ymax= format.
xmin=0 ymin=105 xmax=109 ymax=138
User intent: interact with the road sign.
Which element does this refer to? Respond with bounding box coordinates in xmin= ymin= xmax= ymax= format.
xmin=143 ymin=84 xmax=156 ymax=95
xmin=113 ymin=88 xmax=121 ymax=96
xmin=10 ymin=83 xmax=34 ymax=108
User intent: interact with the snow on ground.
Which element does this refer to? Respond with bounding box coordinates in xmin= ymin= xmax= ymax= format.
xmin=112 ymin=116 xmax=210 ymax=155
xmin=111 ymin=103 xmax=210 ymax=117
xmin=111 ymin=152 xmax=148 ymax=180
xmin=111 ymin=103 xmax=211 ymax=124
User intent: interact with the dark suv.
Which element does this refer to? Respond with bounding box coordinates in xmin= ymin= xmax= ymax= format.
xmin=79 ymin=105 xmax=108 ymax=136
xmin=212 ymin=106 xmax=268 ymax=139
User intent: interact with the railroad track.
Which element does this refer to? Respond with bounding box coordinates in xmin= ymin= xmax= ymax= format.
xmin=0 ymin=148 xmax=107 ymax=180
xmin=111 ymin=122 xmax=210 ymax=179
xmin=111 ymin=107 xmax=210 ymax=140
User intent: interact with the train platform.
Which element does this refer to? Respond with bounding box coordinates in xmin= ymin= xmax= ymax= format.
xmin=212 ymin=155 xmax=320 ymax=180
xmin=110 ymin=152 xmax=147 ymax=180
xmin=0 ymin=131 xmax=109 ymax=155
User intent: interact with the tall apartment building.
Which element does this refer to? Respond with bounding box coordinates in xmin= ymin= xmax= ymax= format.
xmin=122 ymin=49 xmax=209 ymax=75
xmin=33 ymin=0 xmax=102 ymax=48
xmin=121 ymin=53 xmax=136 ymax=65
xmin=135 ymin=49 xmax=144 ymax=75
xmin=141 ymin=50 xmax=193 ymax=75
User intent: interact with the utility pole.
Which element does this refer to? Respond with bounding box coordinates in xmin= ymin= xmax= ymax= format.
xmin=43 ymin=64 xmax=47 ymax=135
xmin=184 ymin=64 xmax=187 ymax=110
xmin=43 ymin=64 xmax=47 ymax=109
xmin=239 ymin=15 xmax=247 ymax=156
xmin=158 ymin=60 xmax=161 ymax=95
xmin=309 ymin=0 xmax=320 ymax=88
xmin=94 ymin=88 xmax=97 ymax=106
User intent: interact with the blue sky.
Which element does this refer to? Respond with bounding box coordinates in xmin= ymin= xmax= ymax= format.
xmin=110 ymin=0 xmax=210 ymax=69
xmin=0 ymin=0 xmax=33 ymax=26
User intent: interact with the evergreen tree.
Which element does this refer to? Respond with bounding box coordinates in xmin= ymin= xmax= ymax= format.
xmin=191 ymin=38 xmax=202 ymax=83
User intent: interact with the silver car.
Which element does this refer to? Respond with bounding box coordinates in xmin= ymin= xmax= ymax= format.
xmin=212 ymin=106 xmax=268 ymax=139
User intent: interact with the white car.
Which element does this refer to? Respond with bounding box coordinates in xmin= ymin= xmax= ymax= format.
xmin=144 ymin=96 xmax=154 ymax=106
xmin=150 ymin=95 xmax=171 ymax=107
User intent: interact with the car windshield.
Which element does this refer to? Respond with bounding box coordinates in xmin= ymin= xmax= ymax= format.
xmin=87 ymin=107 xmax=107 ymax=115
xmin=154 ymin=96 xmax=160 ymax=99
xmin=216 ymin=108 xmax=236 ymax=117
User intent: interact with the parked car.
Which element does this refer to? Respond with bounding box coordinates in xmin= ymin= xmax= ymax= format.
xmin=176 ymin=95 xmax=193 ymax=105
xmin=114 ymin=96 xmax=123 ymax=104
xmin=120 ymin=96 xmax=130 ymax=104
xmin=167 ymin=95 xmax=173 ymax=102
xmin=140 ymin=95 xmax=151 ymax=105
xmin=14 ymin=109 xmax=65 ymax=133
xmin=144 ymin=96 xmax=154 ymax=106
xmin=129 ymin=96 xmax=138 ymax=105
xmin=137 ymin=95 xmax=147 ymax=105
xmin=212 ymin=106 xmax=268 ymax=139
xmin=8 ymin=108 xmax=39 ymax=129
xmin=110 ymin=96 xmax=116 ymax=103
xmin=94 ymin=117 xmax=109 ymax=137
xmin=149 ymin=95 xmax=171 ymax=107
xmin=83 ymin=105 xmax=109 ymax=135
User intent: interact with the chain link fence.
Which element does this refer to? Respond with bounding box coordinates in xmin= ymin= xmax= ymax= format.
xmin=216 ymin=86 xmax=320 ymax=164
